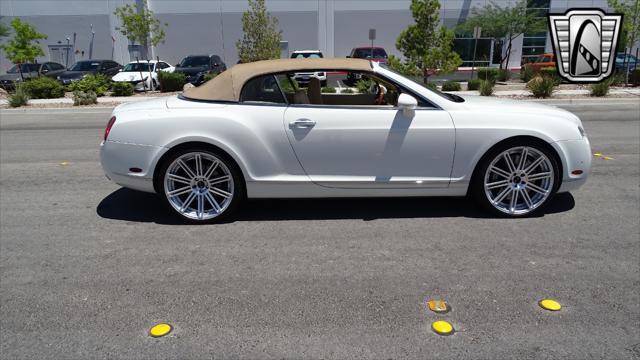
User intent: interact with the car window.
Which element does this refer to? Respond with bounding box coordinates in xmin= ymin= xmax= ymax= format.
xmin=240 ymin=75 xmax=286 ymax=104
xmin=42 ymin=63 xmax=52 ymax=71
xmin=70 ymin=61 xmax=100 ymax=71
xmin=123 ymin=63 xmax=152 ymax=72
xmin=291 ymin=52 xmax=323 ymax=59
xmin=179 ymin=56 xmax=209 ymax=67
xmin=278 ymin=70 xmax=405 ymax=107
xmin=352 ymin=48 xmax=387 ymax=59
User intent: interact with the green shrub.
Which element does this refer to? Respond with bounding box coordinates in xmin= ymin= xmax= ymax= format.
xmin=158 ymin=71 xmax=186 ymax=92
xmin=67 ymin=74 xmax=111 ymax=97
xmin=441 ymin=81 xmax=461 ymax=91
xmin=520 ymin=66 xmax=536 ymax=82
xmin=424 ymin=82 xmax=438 ymax=91
xmin=321 ymin=86 xmax=336 ymax=93
xmin=21 ymin=76 xmax=65 ymax=99
xmin=630 ymin=69 xmax=640 ymax=86
xmin=73 ymin=90 xmax=97 ymax=106
xmin=610 ymin=72 xmax=624 ymax=86
xmin=590 ymin=78 xmax=613 ymax=97
xmin=8 ymin=84 xmax=29 ymax=107
xmin=467 ymin=79 xmax=481 ymax=90
xmin=540 ymin=67 xmax=561 ymax=85
xmin=477 ymin=67 xmax=498 ymax=83
xmin=341 ymin=88 xmax=354 ymax=93
xmin=497 ymin=69 xmax=512 ymax=82
xmin=355 ymin=78 xmax=374 ymax=93
xmin=527 ymin=75 xmax=556 ymax=98
xmin=479 ymin=80 xmax=494 ymax=96
xmin=110 ymin=82 xmax=134 ymax=96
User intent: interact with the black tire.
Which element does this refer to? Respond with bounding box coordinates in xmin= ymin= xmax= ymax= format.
xmin=470 ymin=139 xmax=561 ymax=217
xmin=157 ymin=147 xmax=245 ymax=223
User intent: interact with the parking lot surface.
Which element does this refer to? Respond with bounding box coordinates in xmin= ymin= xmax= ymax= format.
xmin=1 ymin=100 xmax=639 ymax=359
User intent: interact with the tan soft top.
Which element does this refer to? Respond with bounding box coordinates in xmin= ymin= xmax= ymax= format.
xmin=182 ymin=58 xmax=372 ymax=102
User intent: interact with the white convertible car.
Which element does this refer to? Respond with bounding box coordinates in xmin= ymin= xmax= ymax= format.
xmin=100 ymin=58 xmax=591 ymax=222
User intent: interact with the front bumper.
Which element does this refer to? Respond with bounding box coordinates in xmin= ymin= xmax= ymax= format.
xmin=553 ymin=137 xmax=592 ymax=193
xmin=100 ymin=140 xmax=167 ymax=193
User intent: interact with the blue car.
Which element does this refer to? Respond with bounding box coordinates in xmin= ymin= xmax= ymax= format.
xmin=615 ymin=53 xmax=639 ymax=72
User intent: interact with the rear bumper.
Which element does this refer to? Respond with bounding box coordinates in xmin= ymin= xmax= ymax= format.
xmin=100 ymin=140 xmax=167 ymax=193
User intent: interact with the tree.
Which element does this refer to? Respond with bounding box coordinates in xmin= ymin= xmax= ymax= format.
xmin=396 ymin=0 xmax=462 ymax=84
xmin=0 ymin=18 xmax=47 ymax=80
xmin=458 ymin=0 xmax=545 ymax=69
xmin=236 ymin=0 xmax=282 ymax=63
xmin=0 ymin=19 xmax=9 ymax=39
xmin=608 ymin=0 xmax=640 ymax=85
xmin=113 ymin=0 xmax=167 ymax=59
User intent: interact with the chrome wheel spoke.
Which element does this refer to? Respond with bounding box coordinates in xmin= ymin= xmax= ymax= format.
xmin=486 ymin=179 xmax=509 ymax=190
xmin=521 ymin=189 xmax=533 ymax=209
xmin=517 ymin=147 xmax=528 ymax=171
xmin=203 ymin=160 xmax=219 ymax=179
xmin=210 ymin=187 xmax=232 ymax=199
xmin=194 ymin=154 xmax=204 ymax=177
xmin=523 ymin=156 xmax=545 ymax=175
xmin=493 ymin=186 xmax=512 ymax=204
xmin=177 ymin=159 xmax=197 ymax=179
xmin=509 ymin=189 xmax=519 ymax=213
xmin=168 ymin=173 xmax=191 ymax=185
xmin=196 ymin=194 xmax=205 ymax=219
xmin=528 ymin=172 xmax=552 ymax=181
xmin=503 ymin=153 xmax=517 ymax=173
xmin=490 ymin=166 xmax=511 ymax=179
xmin=210 ymin=175 xmax=231 ymax=185
xmin=204 ymin=192 xmax=221 ymax=212
xmin=168 ymin=186 xmax=191 ymax=197
xmin=181 ymin=191 xmax=197 ymax=211
xmin=527 ymin=182 xmax=549 ymax=195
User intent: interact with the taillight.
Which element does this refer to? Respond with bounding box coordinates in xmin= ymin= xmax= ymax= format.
xmin=104 ymin=116 xmax=116 ymax=141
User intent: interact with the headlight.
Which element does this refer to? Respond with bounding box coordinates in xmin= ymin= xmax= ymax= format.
xmin=578 ymin=126 xmax=586 ymax=137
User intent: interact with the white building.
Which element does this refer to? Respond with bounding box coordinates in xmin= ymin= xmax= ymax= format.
xmin=0 ymin=0 xmax=620 ymax=71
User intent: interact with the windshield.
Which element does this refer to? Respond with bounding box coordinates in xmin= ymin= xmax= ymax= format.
xmin=353 ymin=48 xmax=388 ymax=59
xmin=123 ymin=63 xmax=153 ymax=72
xmin=7 ymin=64 xmax=40 ymax=73
xmin=291 ymin=52 xmax=323 ymax=59
xmin=70 ymin=61 xmax=100 ymax=71
xmin=180 ymin=56 xmax=210 ymax=67
xmin=378 ymin=63 xmax=464 ymax=103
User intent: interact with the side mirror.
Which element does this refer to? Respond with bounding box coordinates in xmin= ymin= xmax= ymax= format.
xmin=118 ymin=69 xmax=123 ymax=72
xmin=41 ymin=69 xmax=49 ymax=74
xmin=397 ymin=93 xmax=417 ymax=116
xmin=175 ymin=64 xmax=180 ymax=67
xmin=213 ymin=63 xmax=219 ymax=67
xmin=346 ymin=55 xmax=351 ymax=58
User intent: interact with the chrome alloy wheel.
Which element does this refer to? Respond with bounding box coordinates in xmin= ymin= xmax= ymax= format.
xmin=163 ymin=152 xmax=234 ymax=220
xmin=483 ymin=146 xmax=554 ymax=215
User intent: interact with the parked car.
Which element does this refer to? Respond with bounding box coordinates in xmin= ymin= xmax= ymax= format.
xmin=615 ymin=53 xmax=639 ymax=72
xmin=111 ymin=60 xmax=174 ymax=91
xmin=346 ymin=47 xmax=389 ymax=83
xmin=101 ymin=58 xmax=591 ymax=223
xmin=346 ymin=47 xmax=388 ymax=64
xmin=290 ymin=50 xmax=326 ymax=86
xmin=174 ymin=55 xmax=226 ymax=85
xmin=522 ymin=53 xmax=556 ymax=72
xmin=0 ymin=62 xmax=66 ymax=90
xmin=57 ymin=60 xmax=122 ymax=85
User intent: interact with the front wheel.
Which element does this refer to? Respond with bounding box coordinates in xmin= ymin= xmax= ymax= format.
xmin=159 ymin=149 xmax=244 ymax=223
xmin=472 ymin=143 xmax=560 ymax=217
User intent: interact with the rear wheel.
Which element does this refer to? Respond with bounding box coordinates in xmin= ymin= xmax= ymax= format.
xmin=159 ymin=149 xmax=244 ymax=223
xmin=472 ymin=143 xmax=560 ymax=217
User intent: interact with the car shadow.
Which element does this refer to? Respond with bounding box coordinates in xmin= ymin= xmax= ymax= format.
xmin=96 ymin=188 xmax=576 ymax=225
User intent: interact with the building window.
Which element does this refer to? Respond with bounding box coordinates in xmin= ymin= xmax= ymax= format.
xmin=453 ymin=38 xmax=493 ymax=67
xmin=522 ymin=0 xmax=551 ymax=64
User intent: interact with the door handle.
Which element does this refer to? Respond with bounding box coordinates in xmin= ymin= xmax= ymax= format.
xmin=289 ymin=119 xmax=316 ymax=128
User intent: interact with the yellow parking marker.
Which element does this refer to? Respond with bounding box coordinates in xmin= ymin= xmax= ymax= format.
xmin=59 ymin=161 xmax=71 ymax=166
xmin=149 ymin=323 xmax=172 ymax=337
xmin=426 ymin=300 xmax=450 ymax=313
xmin=431 ymin=320 xmax=454 ymax=335
xmin=593 ymin=152 xmax=602 ymax=157
xmin=603 ymin=156 xmax=614 ymax=160
xmin=538 ymin=299 xmax=561 ymax=311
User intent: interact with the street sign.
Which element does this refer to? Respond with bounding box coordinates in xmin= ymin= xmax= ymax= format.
xmin=369 ymin=28 xmax=376 ymax=41
xmin=473 ymin=26 xmax=482 ymax=39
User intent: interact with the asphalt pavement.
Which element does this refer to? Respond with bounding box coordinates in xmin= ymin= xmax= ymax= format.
xmin=1 ymin=99 xmax=639 ymax=359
